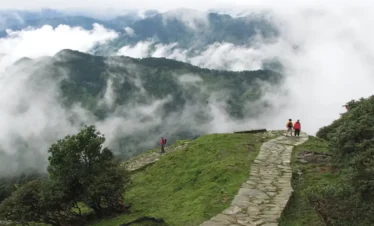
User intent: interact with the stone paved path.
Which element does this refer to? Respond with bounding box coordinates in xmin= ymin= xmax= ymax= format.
xmin=200 ymin=133 xmax=309 ymax=226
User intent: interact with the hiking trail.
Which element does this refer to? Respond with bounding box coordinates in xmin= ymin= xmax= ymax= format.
xmin=200 ymin=133 xmax=309 ymax=226
xmin=124 ymin=142 xmax=190 ymax=172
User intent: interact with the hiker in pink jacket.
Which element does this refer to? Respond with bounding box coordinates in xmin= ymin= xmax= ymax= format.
xmin=160 ymin=137 xmax=167 ymax=153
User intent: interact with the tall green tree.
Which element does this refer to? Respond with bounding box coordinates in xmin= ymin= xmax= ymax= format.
xmin=47 ymin=125 xmax=130 ymax=217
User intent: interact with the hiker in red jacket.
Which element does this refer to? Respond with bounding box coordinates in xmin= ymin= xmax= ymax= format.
xmin=160 ymin=137 xmax=167 ymax=153
xmin=294 ymin=120 xmax=301 ymax=137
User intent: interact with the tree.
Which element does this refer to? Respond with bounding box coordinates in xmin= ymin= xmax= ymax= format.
xmin=47 ymin=125 xmax=130 ymax=218
xmin=0 ymin=170 xmax=45 ymax=204
xmin=309 ymin=95 xmax=374 ymax=226
xmin=0 ymin=125 xmax=129 ymax=225
xmin=0 ymin=179 xmax=81 ymax=226
xmin=0 ymin=180 xmax=76 ymax=226
xmin=0 ymin=180 xmax=43 ymax=225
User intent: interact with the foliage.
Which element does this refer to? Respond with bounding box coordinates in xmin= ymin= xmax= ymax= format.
xmin=316 ymin=99 xmax=362 ymax=141
xmin=0 ymin=125 xmax=130 ymax=225
xmin=0 ymin=172 xmax=46 ymax=204
xmin=329 ymin=96 xmax=374 ymax=165
xmin=316 ymin=118 xmax=343 ymax=141
xmin=91 ymin=131 xmax=282 ymax=226
xmin=47 ymin=125 xmax=130 ymax=217
xmin=279 ymin=136 xmax=332 ymax=226
xmin=284 ymin=95 xmax=374 ymax=226
xmin=305 ymin=182 xmax=374 ymax=226
xmin=0 ymin=180 xmax=44 ymax=225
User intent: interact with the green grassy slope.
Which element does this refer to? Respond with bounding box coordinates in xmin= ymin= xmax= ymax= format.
xmin=91 ymin=131 xmax=281 ymax=226
xmin=279 ymin=136 xmax=340 ymax=226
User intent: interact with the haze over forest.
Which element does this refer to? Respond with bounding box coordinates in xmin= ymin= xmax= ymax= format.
xmin=0 ymin=0 xmax=373 ymax=176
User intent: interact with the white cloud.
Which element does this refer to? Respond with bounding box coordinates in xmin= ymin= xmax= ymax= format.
xmin=178 ymin=73 xmax=203 ymax=83
xmin=1 ymin=0 xmax=373 ymax=14
xmin=1 ymin=0 xmax=374 ymax=175
xmin=114 ymin=3 xmax=374 ymax=135
xmin=253 ymin=6 xmax=374 ymax=134
xmin=124 ymin=27 xmax=135 ymax=36
xmin=162 ymin=8 xmax=209 ymax=30
xmin=117 ymin=41 xmax=153 ymax=58
xmin=0 ymin=23 xmax=119 ymax=175
xmin=117 ymin=41 xmax=266 ymax=71
xmin=0 ymin=23 xmax=118 ymax=68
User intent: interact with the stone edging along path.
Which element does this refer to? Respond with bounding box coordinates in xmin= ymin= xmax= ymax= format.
xmin=200 ymin=133 xmax=309 ymax=226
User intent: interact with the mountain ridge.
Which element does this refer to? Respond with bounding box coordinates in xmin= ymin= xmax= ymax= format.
xmin=0 ymin=48 xmax=284 ymax=178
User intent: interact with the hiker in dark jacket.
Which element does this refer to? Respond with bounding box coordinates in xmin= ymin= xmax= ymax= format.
xmin=286 ymin=119 xmax=293 ymax=137
xmin=160 ymin=137 xmax=167 ymax=153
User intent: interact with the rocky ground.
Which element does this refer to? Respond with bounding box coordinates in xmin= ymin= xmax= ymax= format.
xmin=200 ymin=133 xmax=309 ymax=226
xmin=124 ymin=142 xmax=190 ymax=172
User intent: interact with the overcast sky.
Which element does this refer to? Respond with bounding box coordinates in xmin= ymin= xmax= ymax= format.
xmin=1 ymin=0 xmax=371 ymax=12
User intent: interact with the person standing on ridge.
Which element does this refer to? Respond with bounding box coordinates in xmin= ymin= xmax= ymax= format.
xmin=294 ymin=120 xmax=301 ymax=137
xmin=286 ymin=119 xmax=293 ymax=137
xmin=160 ymin=137 xmax=167 ymax=154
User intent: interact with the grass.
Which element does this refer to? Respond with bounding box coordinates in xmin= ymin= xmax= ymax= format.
xmin=7 ymin=131 xmax=281 ymax=226
xmin=279 ymin=136 xmax=340 ymax=226
xmin=122 ymin=139 xmax=191 ymax=165
xmin=90 ymin=131 xmax=281 ymax=226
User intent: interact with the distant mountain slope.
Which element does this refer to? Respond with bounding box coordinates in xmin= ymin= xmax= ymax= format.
xmin=1 ymin=49 xmax=283 ymax=175
xmin=1 ymin=9 xmax=278 ymax=61
xmin=94 ymin=9 xmax=279 ymax=55
xmin=4 ymin=16 xmax=122 ymax=31
xmin=0 ymin=8 xmax=142 ymax=36
xmin=50 ymin=49 xmax=282 ymax=123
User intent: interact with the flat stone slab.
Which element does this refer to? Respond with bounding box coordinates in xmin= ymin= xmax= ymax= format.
xmin=200 ymin=132 xmax=309 ymax=226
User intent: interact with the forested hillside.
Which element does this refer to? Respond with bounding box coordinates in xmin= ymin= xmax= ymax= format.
xmin=0 ymin=49 xmax=282 ymax=180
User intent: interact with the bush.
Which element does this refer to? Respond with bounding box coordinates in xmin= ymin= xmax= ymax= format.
xmin=0 ymin=125 xmax=131 ymax=225
xmin=308 ymin=95 xmax=374 ymax=226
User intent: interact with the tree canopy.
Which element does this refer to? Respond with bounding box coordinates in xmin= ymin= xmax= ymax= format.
xmin=311 ymin=95 xmax=374 ymax=225
xmin=0 ymin=125 xmax=130 ymax=226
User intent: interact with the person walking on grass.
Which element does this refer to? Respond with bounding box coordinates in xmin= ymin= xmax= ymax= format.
xmin=160 ymin=137 xmax=167 ymax=154
xmin=294 ymin=120 xmax=301 ymax=137
xmin=286 ymin=119 xmax=293 ymax=137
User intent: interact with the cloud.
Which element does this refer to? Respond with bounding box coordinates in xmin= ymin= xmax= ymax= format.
xmin=117 ymin=41 xmax=266 ymax=71
xmin=0 ymin=24 xmax=118 ymax=176
xmin=117 ymin=41 xmax=154 ymax=58
xmin=0 ymin=58 xmax=90 ymax=176
xmin=161 ymin=8 xmax=209 ymax=30
xmin=257 ymin=6 xmax=374 ymax=134
xmin=124 ymin=27 xmax=135 ymax=36
xmin=0 ymin=23 xmax=118 ymax=68
xmin=1 ymin=0 xmax=372 ymax=15
xmin=0 ymin=38 xmax=244 ymax=176
xmin=114 ymin=3 xmax=374 ymax=135
xmin=2 ymin=0 xmax=374 ymax=176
